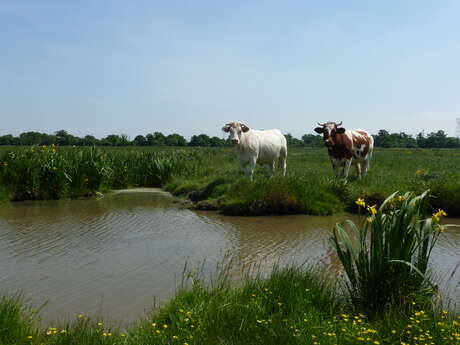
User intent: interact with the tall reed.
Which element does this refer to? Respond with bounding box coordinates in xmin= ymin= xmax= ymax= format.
xmin=0 ymin=146 xmax=202 ymax=200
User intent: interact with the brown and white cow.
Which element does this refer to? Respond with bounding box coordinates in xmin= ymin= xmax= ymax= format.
xmin=314 ymin=121 xmax=373 ymax=181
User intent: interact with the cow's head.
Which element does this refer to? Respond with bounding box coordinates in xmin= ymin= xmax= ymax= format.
xmin=314 ymin=121 xmax=346 ymax=147
xmin=222 ymin=121 xmax=250 ymax=145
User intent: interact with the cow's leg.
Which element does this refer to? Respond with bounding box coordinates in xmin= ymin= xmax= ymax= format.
xmin=343 ymin=159 xmax=352 ymax=180
xmin=330 ymin=158 xmax=339 ymax=177
xmin=280 ymin=157 xmax=286 ymax=176
xmin=363 ymin=150 xmax=372 ymax=176
xmin=245 ymin=157 xmax=257 ymax=181
xmin=356 ymin=162 xmax=362 ymax=179
xmin=280 ymin=146 xmax=287 ymax=176
xmin=363 ymin=158 xmax=370 ymax=176
xmin=271 ymin=160 xmax=276 ymax=176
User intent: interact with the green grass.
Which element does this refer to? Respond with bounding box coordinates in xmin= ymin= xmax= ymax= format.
xmin=0 ymin=294 xmax=39 ymax=345
xmin=1 ymin=146 xmax=460 ymax=216
xmin=165 ymin=147 xmax=460 ymax=216
xmin=1 ymin=266 xmax=459 ymax=345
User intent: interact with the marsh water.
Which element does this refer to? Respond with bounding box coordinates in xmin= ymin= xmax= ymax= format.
xmin=0 ymin=189 xmax=459 ymax=325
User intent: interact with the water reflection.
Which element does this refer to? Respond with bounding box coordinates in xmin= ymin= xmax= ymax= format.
xmin=0 ymin=189 xmax=458 ymax=326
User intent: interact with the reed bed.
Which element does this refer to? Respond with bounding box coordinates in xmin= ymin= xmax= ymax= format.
xmin=0 ymin=146 xmax=203 ymax=200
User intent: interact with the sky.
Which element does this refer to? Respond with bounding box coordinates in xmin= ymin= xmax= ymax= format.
xmin=1 ymin=0 xmax=460 ymax=140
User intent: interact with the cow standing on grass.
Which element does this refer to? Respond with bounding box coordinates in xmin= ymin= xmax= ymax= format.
xmin=314 ymin=121 xmax=373 ymax=181
xmin=222 ymin=121 xmax=287 ymax=180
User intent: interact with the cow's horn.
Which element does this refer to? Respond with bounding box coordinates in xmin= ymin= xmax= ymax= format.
xmin=317 ymin=122 xmax=326 ymax=126
xmin=336 ymin=121 xmax=342 ymax=126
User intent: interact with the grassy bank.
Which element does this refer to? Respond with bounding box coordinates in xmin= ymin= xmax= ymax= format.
xmin=1 ymin=267 xmax=459 ymax=345
xmin=164 ymin=147 xmax=460 ymax=216
xmin=1 ymin=146 xmax=460 ymax=216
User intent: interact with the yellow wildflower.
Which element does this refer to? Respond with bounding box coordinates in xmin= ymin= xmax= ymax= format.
xmin=367 ymin=205 xmax=377 ymax=215
xmin=432 ymin=209 xmax=447 ymax=222
xmin=355 ymin=198 xmax=366 ymax=207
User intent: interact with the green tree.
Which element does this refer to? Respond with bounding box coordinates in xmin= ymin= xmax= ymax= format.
xmin=189 ymin=134 xmax=211 ymax=146
xmin=133 ymin=135 xmax=147 ymax=146
xmin=82 ymin=135 xmax=98 ymax=146
xmin=104 ymin=134 xmax=121 ymax=146
xmin=165 ymin=133 xmax=187 ymax=146
xmin=19 ymin=131 xmax=44 ymax=145
xmin=0 ymin=134 xmax=18 ymax=145
xmin=301 ymin=134 xmax=323 ymax=147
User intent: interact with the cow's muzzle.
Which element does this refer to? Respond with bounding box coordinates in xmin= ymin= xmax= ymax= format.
xmin=231 ymin=139 xmax=239 ymax=145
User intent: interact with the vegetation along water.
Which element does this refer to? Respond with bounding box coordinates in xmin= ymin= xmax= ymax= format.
xmin=1 ymin=145 xmax=460 ymax=216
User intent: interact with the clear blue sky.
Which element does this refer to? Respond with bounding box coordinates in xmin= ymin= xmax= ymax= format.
xmin=1 ymin=0 xmax=459 ymax=139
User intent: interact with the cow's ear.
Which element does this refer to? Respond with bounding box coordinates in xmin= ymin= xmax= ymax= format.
xmin=241 ymin=124 xmax=250 ymax=132
xmin=314 ymin=127 xmax=324 ymax=134
xmin=336 ymin=127 xmax=346 ymax=134
xmin=222 ymin=125 xmax=231 ymax=132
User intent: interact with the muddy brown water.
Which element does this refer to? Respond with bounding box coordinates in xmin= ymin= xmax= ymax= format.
xmin=0 ymin=189 xmax=458 ymax=326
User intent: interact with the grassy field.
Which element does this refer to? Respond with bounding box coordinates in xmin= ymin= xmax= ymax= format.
xmin=165 ymin=146 xmax=460 ymax=216
xmin=1 ymin=145 xmax=460 ymax=216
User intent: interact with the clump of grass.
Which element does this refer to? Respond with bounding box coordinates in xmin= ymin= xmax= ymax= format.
xmin=0 ymin=294 xmax=38 ymax=345
xmin=129 ymin=265 xmax=341 ymax=345
xmin=222 ymin=175 xmax=344 ymax=215
xmin=331 ymin=190 xmax=450 ymax=315
xmin=42 ymin=315 xmax=124 ymax=345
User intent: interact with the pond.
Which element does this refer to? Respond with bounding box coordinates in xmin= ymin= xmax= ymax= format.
xmin=0 ymin=189 xmax=458 ymax=326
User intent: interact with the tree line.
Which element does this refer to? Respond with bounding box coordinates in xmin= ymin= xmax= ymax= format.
xmin=0 ymin=129 xmax=459 ymax=148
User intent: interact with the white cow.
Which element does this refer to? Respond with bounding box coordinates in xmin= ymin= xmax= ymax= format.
xmin=222 ymin=121 xmax=287 ymax=180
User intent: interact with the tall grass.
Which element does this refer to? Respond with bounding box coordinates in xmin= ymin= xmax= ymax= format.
xmin=1 ymin=267 xmax=459 ymax=345
xmin=330 ymin=191 xmax=451 ymax=315
xmin=0 ymin=294 xmax=38 ymax=345
xmin=0 ymin=146 xmax=202 ymax=200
